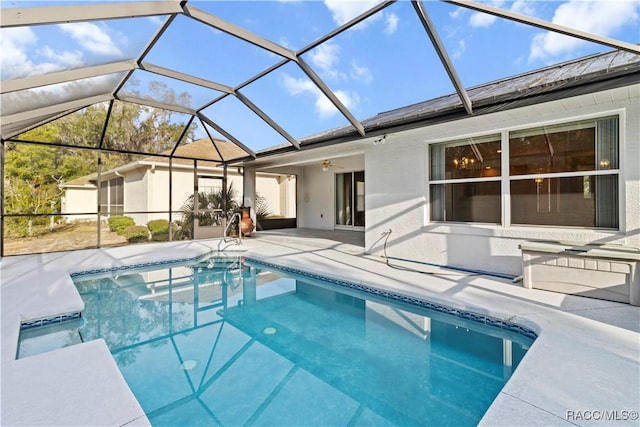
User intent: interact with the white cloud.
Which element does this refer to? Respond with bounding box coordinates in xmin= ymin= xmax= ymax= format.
xmin=469 ymin=12 xmax=497 ymax=28
xmin=350 ymin=60 xmax=372 ymax=84
xmin=59 ymin=22 xmax=122 ymax=56
xmin=0 ymin=27 xmax=80 ymax=80
xmin=449 ymin=8 xmax=463 ymax=19
xmin=279 ymin=37 xmax=294 ymax=50
xmin=468 ymin=0 xmax=505 ymax=27
xmin=147 ymin=16 xmax=165 ymax=26
xmin=281 ymin=73 xmax=359 ymax=119
xmin=384 ymin=12 xmax=399 ymax=35
xmin=451 ymin=39 xmax=466 ymax=60
xmin=1 ymin=27 xmax=37 ymax=79
xmin=510 ymin=0 xmax=537 ymax=16
xmin=309 ymin=42 xmax=342 ymax=80
xmin=39 ymin=46 xmax=84 ymax=69
xmin=316 ymin=89 xmax=359 ymax=118
xmin=281 ymin=74 xmax=318 ymax=96
xmin=469 ymin=0 xmax=540 ymax=28
xmin=529 ymin=0 xmax=639 ymax=61
xmin=324 ymin=0 xmax=380 ymax=26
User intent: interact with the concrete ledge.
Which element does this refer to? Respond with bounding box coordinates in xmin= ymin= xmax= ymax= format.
xmin=1 ymin=339 xmax=150 ymax=427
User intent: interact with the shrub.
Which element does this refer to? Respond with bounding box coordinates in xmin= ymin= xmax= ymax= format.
xmin=108 ymin=216 xmax=135 ymax=235
xmin=122 ymin=225 xmax=149 ymax=243
xmin=147 ymin=219 xmax=169 ymax=241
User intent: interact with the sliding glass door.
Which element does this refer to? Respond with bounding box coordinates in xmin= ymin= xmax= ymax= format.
xmin=335 ymin=171 xmax=365 ymax=229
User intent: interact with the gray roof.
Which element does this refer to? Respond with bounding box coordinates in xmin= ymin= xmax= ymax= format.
xmin=296 ymin=49 xmax=640 ymax=149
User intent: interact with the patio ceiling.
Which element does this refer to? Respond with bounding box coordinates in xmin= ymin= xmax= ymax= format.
xmin=1 ymin=0 xmax=638 ymax=165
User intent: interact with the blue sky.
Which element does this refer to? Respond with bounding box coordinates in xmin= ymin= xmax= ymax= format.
xmin=1 ymin=0 xmax=639 ymax=151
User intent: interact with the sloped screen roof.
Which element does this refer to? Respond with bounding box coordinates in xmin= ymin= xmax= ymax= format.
xmin=1 ymin=0 xmax=638 ymax=163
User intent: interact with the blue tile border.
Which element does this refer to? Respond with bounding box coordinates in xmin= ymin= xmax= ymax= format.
xmin=22 ymin=251 xmax=245 ymax=331
xmin=245 ymin=257 xmax=538 ymax=341
xmin=21 ymin=312 xmax=81 ymax=331
xmin=69 ymin=250 xmax=245 ymax=279
xmin=57 ymin=250 xmax=537 ymax=341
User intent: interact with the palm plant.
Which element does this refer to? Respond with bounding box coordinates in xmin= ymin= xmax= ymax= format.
xmin=173 ymin=182 xmax=240 ymax=240
xmin=255 ymin=192 xmax=273 ymax=220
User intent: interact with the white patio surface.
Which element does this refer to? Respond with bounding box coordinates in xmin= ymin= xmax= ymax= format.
xmin=1 ymin=231 xmax=638 ymax=426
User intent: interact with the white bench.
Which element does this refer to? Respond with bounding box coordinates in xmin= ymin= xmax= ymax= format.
xmin=520 ymin=240 xmax=640 ymax=306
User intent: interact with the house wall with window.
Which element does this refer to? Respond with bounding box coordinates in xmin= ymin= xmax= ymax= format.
xmin=366 ymin=85 xmax=639 ymax=276
xmin=299 ymin=155 xmax=365 ymax=230
xmin=62 ymin=163 xmax=293 ymax=228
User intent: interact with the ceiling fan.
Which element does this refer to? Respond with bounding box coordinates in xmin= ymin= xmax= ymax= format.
xmin=321 ymin=160 xmax=343 ymax=171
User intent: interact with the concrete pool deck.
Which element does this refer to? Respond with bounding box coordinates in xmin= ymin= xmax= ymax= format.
xmin=1 ymin=233 xmax=639 ymax=426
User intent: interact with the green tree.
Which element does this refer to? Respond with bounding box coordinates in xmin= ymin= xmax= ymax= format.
xmin=3 ymin=143 xmax=90 ymax=236
xmin=4 ymin=82 xmax=196 ymax=237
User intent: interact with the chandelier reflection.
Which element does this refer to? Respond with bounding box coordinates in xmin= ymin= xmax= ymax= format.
xmin=453 ymin=156 xmax=475 ymax=169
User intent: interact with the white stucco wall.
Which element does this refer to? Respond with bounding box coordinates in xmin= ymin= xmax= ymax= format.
xmin=365 ymin=85 xmax=640 ymax=276
xmin=124 ymin=169 xmax=149 ymax=226
xmin=299 ymin=156 xmax=365 ymax=229
xmin=255 ymin=173 xmax=296 ymax=217
xmin=127 ymin=165 xmax=245 ymax=225
xmin=61 ymin=186 xmax=96 ymax=222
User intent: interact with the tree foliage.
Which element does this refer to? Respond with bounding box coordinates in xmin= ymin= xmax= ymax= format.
xmin=4 ymin=83 xmax=195 ymax=236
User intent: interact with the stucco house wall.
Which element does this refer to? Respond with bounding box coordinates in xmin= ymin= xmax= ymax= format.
xmin=140 ymin=165 xmax=243 ymax=223
xmin=248 ymin=166 xmax=302 ymax=222
xmin=299 ymin=156 xmax=364 ymax=230
xmin=60 ymin=185 xmax=96 ymax=222
xmin=61 ymin=164 xmax=292 ymax=227
xmin=364 ymin=85 xmax=639 ymax=276
xmin=123 ymin=168 xmax=149 ymax=226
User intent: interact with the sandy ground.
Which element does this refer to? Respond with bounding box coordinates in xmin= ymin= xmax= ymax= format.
xmin=3 ymin=222 xmax=127 ymax=256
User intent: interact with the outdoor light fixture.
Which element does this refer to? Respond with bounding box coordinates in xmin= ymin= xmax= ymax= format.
xmin=373 ymin=135 xmax=386 ymax=145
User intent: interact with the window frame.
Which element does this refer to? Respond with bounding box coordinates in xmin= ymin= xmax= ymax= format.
xmin=428 ymin=133 xmax=504 ymax=225
xmin=427 ymin=113 xmax=622 ymax=230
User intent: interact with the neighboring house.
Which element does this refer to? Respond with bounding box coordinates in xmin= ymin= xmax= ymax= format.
xmin=60 ymin=138 xmax=296 ymax=229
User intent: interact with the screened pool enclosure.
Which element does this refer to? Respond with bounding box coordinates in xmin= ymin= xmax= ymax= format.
xmin=2 ymin=0 xmax=638 ymax=256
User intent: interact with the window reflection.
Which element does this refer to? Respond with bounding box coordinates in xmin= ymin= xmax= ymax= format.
xmin=430 ymin=136 xmax=501 ymax=180
xmin=429 ymin=116 xmax=619 ymax=229
xmin=510 ymin=125 xmax=593 ymax=175
xmin=509 ymin=117 xmax=619 ymax=228
xmin=430 ymin=182 xmax=501 ymax=223
xmin=510 ymin=175 xmax=618 ymax=228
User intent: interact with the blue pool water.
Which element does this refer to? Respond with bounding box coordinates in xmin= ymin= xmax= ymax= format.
xmin=19 ymin=254 xmax=534 ymax=426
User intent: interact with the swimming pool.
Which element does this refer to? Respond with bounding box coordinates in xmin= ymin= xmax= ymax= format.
xmin=19 ymin=253 xmax=535 ymax=426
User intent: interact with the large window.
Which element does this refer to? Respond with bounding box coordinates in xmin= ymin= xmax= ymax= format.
xmin=429 ymin=134 xmax=502 ymax=223
xmin=429 ymin=116 xmax=619 ymax=229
